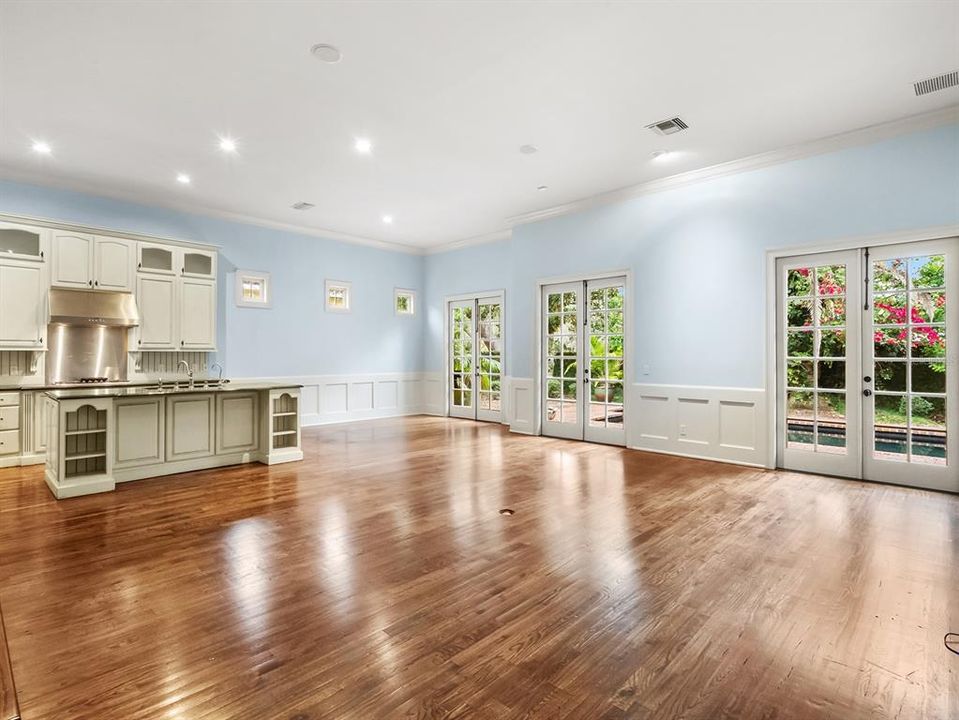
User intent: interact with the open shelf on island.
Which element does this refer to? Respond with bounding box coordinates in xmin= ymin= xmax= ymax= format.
xmin=63 ymin=405 xmax=108 ymax=479
xmin=271 ymin=393 xmax=299 ymax=450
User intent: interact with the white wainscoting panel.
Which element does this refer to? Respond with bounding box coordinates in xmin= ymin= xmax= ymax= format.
xmin=235 ymin=373 xmax=431 ymax=426
xmin=507 ymin=376 xmax=535 ymax=434
xmin=630 ymin=384 xmax=767 ymax=467
xmin=422 ymin=372 xmax=446 ymax=416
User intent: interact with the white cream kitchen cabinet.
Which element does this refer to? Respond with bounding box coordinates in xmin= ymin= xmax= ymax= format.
xmin=52 ymin=232 xmax=134 ymax=291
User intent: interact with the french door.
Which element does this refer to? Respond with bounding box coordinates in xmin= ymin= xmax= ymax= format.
xmin=777 ymin=238 xmax=958 ymax=492
xmin=449 ymin=295 xmax=503 ymax=423
xmin=541 ymin=277 xmax=626 ymax=445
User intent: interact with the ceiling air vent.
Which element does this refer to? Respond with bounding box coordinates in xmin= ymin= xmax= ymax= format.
xmin=291 ymin=201 xmax=315 ymax=211
xmin=914 ymin=70 xmax=958 ymax=96
xmin=646 ymin=117 xmax=689 ymax=136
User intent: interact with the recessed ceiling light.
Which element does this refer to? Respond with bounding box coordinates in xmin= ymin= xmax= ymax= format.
xmin=382 ymin=215 xmax=393 ymax=225
xmin=537 ymin=185 xmax=548 ymax=191
xmin=218 ymin=137 xmax=237 ymax=153
xmin=311 ymin=43 xmax=342 ymax=64
xmin=519 ymin=144 xmax=538 ymax=155
xmin=176 ymin=173 xmax=191 ymax=185
xmin=354 ymin=138 xmax=373 ymax=154
xmin=31 ymin=140 xmax=52 ymax=155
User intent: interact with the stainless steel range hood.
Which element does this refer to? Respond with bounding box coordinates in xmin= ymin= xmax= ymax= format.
xmin=48 ymin=288 xmax=140 ymax=327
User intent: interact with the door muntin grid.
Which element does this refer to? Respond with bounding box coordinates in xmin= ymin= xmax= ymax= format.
xmin=784 ymin=263 xmax=849 ymax=455
xmin=450 ymin=304 xmax=473 ymax=409
xmin=545 ymin=289 xmax=579 ymax=425
xmin=587 ymin=283 xmax=625 ymax=430
xmin=477 ymin=300 xmax=503 ymax=413
xmin=870 ymin=253 xmax=947 ymax=466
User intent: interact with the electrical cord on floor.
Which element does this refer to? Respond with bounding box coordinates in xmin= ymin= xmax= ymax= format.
xmin=946 ymin=633 xmax=959 ymax=656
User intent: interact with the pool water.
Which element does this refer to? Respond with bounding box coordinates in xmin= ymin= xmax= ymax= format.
xmin=787 ymin=424 xmax=946 ymax=460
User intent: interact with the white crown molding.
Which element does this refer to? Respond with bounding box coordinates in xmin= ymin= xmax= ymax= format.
xmin=423 ymin=228 xmax=512 ymax=255
xmin=0 ymin=166 xmax=426 ymax=255
xmin=502 ymin=105 xmax=959 ymax=229
xmin=3 ymin=105 xmax=956 ymax=257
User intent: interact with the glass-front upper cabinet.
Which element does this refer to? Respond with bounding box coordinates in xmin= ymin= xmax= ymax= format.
xmin=181 ymin=248 xmax=216 ymax=278
xmin=137 ymin=241 xmax=216 ymax=278
xmin=137 ymin=241 xmax=175 ymax=275
xmin=0 ymin=222 xmax=46 ymax=261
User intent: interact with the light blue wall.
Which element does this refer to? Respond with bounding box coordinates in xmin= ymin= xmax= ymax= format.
xmin=3 ymin=123 xmax=957 ymax=387
xmin=0 ymin=180 xmax=425 ymax=377
xmin=425 ymin=123 xmax=959 ymax=388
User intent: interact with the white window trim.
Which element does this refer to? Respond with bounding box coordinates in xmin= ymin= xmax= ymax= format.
xmin=235 ymin=269 xmax=272 ymax=308
xmin=394 ymin=287 xmax=416 ymax=316
xmin=325 ymin=279 xmax=352 ymax=313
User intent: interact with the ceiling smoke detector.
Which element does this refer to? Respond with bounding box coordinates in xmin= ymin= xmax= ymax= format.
xmin=291 ymin=201 xmax=315 ymax=211
xmin=646 ymin=117 xmax=689 ymax=136
xmin=914 ymin=70 xmax=958 ymax=96
xmin=311 ymin=44 xmax=342 ymax=64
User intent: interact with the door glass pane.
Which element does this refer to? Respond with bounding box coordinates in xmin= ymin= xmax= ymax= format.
xmin=450 ymin=305 xmax=474 ymax=408
xmin=546 ymin=289 xmax=578 ymax=425
xmin=784 ymin=263 xmax=849 ymax=454
xmin=816 ymin=392 xmax=846 ymax=453
xmin=587 ymin=283 xmax=625 ymax=429
xmin=476 ymin=301 xmax=502 ymax=413
xmin=871 ymin=253 xmax=947 ymax=465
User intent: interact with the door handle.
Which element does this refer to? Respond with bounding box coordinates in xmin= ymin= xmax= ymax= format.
xmin=863 ymin=389 xmax=873 ymax=397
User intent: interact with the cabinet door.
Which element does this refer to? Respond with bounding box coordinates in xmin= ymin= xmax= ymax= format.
xmin=94 ymin=236 xmax=133 ymax=291
xmin=216 ymin=392 xmax=259 ymax=454
xmin=137 ymin=242 xmax=176 ymax=275
xmin=0 ymin=262 xmax=43 ymax=348
xmin=179 ymin=278 xmax=216 ymax=349
xmin=52 ymin=232 xmax=93 ymax=288
xmin=180 ymin=248 xmax=216 ymax=278
xmin=136 ymin=275 xmax=177 ymax=349
xmin=165 ymin=394 xmax=215 ymax=461
xmin=0 ymin=222 xmax=45 ymax=261
xmin=114 ymin=397 xmax=164 ymax=468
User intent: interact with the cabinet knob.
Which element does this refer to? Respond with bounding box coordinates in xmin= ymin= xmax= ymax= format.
xmin=94 ymin=280 xmax=99 ymax=287
xmin=88 ymin=280 xmax=93 ymax=287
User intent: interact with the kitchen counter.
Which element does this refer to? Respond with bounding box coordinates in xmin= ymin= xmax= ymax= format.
xmin=43 ymin=384 xmax=303 ymax=499
xmin=44 ymin=381 xmax=301 ymax=400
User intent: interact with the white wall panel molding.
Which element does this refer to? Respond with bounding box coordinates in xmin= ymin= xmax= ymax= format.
xmin=506 ymin=376 xmax=535 ymax=435
xmin=422 ymin=372 xmax=446 ymax=416
xmin=630 ymin=384 xmax=768 ymax=467
xmin=233 ymin=372 xmax=431 ymax=426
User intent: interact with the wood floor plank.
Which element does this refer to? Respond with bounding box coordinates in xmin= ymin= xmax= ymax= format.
xmin=0 ymin=416 xmax=956 ymax=719
xmin=0 ymin=602 xmax=18 ymax=720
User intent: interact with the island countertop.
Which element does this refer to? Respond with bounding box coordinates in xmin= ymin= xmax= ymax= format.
xmin=44 ymin=382 xmax=302 ymax=400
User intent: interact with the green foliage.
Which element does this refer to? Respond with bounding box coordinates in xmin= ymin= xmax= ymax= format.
xmin=899 ymin=395 xmax=933 ymax=419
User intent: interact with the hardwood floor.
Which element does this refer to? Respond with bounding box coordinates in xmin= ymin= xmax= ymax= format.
xmin=0 ymin=416 xmax=956 ymax=719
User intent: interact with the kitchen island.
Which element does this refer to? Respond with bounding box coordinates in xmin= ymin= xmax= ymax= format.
xmin=44 ymin=382 xmax=303 ymax=498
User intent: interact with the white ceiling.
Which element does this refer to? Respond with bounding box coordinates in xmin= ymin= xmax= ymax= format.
xmin=1 ymin=1 xmax=957 ymax=251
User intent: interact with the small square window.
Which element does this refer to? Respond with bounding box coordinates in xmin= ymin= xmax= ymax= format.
xmin=395 ymin=288 xmax=415 ymax=316
xmin=235 ymin=270 xmax=271 ymax=308
xmin=326 ymin=280 xmax=351 ymax=312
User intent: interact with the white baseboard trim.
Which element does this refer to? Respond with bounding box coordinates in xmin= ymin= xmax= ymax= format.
xmin=232 ymin=372 xmax=432 ymax=427
xmin=629 ymin=384 xmax=769 ymax=468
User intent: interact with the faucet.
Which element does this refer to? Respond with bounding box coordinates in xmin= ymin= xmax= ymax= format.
xmin=210 ymin=362 xmax=224 ymax=385
xmin=177 ymin=359 xmax=194 ymax=389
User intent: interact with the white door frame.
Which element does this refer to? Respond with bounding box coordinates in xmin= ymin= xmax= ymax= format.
xmin=534 ymin=269 xmax=633 ymax=440
xmin=764 ymin=224 xmax=959 ymax=476
xmin=443 ymin=289 xmax=507 ymax=423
